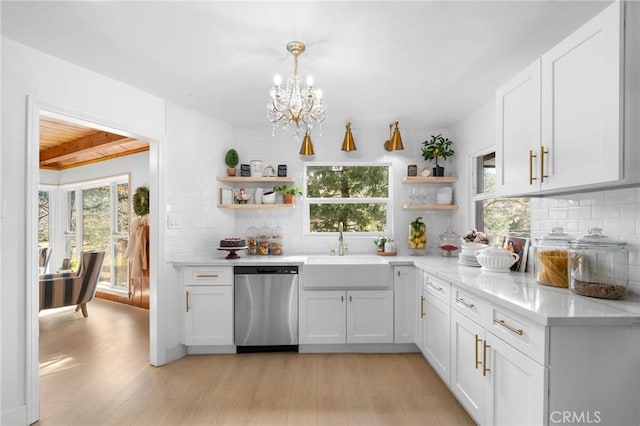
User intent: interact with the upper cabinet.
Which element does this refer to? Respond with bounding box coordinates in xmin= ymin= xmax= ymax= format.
xmin=497 ymin=1 xmax=639 ymax=196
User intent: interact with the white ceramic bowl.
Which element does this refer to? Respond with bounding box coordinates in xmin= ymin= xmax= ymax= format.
xmin=475 ymin=245 xmax=519 ymax=272
xmin=261 ymin=191 xmax=276 ymax=204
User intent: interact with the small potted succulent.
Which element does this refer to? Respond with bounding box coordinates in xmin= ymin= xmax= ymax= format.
xmin=374 ymin=236 xmax=389 ymax=253
xmin=224 ymin=148 xmax=239 ymax=176
xmin=273 ymin=184 xmax=302 ymax=204
xmin=421 ymin=134 xmax=455 ymax=177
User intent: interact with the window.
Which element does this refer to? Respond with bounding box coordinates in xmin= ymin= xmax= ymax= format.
xmin=63 ymin=175 xmax=130 ymax=290
xmin=305 ymin=164 xmax=391 ymax=234
xmin=472 ymin=151 xmax=530 ymax=239
xmin=38 ymin=189 xmax=50 ymax=248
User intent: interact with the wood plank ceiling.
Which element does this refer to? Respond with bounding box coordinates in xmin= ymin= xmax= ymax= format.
xmin=39 ymin=116 xmax=149 ymax=170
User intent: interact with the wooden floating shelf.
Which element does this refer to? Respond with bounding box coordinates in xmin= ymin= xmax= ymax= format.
xmin=217 ymin=204 xmax=295 ymax=209
xmin=217 ymin=176 xmax=295 ymax=183
xmin=402 ymin=204 xmax=458 ymax=210
xmin=401 ymin=176 xmax=458 ymax=184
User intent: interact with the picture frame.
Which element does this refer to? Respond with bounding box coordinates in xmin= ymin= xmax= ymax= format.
xmin=503 ymin=236 xmax=530 ymax=272
xmin=220 ymin=188 xmax=233 ymax=205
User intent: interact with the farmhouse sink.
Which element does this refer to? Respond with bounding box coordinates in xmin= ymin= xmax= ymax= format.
xmin=305 ymin=255 xmax=388 ymax=265
xmin=303 ymin=255 xmax=391 ymax=289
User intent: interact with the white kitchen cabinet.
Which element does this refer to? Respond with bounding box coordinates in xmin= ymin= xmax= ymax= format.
xmin=416 ymin=271 xmax=427 ymax=352
xmin=423 ymin=284 xmax=451 ymax=385
xmin=540 ymin=0 xmax=622 ymax=191
xmin=497 ymin=1 xmax=639 ymax=196
xmin=299 ymin=289 xmax=393 ymax=344
xmin=183 ymin=266 xmax=234 ymax=346
xmin=393 ymin=266 xmax=418 ymax=344
xmin=450 ymin=289 xmax=546 ymax=426
xmin=495 ymin=58 xmax=541 ymax=196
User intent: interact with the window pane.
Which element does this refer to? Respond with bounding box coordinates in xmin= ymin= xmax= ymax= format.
xmin=113 ymin=236 xmax=129 ymax=289
xmin=310 ymin=203 xmax=388 ymax=233
xmin=67 ymin=190 xmax=76 ymax=232
xmin=83 ymin=186 xmax=111 ymax=282
xmin=64 ymin=235 xmax=78 ymax=269
xmin=38 ymin=190 xmax=50 ymax=247
xmin=306 ymin=166 xmax=389 ymax=198
xmin=476 ymin=152 xmax=496 ymax=194
xmin=478 ymin=197 xmax=530 ymax=238
xmin=117 ymin=182 xmax=129 ymax=233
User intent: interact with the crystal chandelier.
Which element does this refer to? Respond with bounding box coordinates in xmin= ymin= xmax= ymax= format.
xmin=267 ymin=41 xmax=327 ymax=139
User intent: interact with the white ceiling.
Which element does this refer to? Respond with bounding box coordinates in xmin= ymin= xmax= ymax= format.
xmin=1 ymin=0 xmax=612 ymax=129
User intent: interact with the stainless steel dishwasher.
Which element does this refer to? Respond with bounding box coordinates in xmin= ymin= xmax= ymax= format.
xmin=234 ymin=265 xmax=298 ymax=352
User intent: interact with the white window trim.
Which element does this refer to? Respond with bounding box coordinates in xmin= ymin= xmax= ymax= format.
xmin=469 ymin=146 xmax=497 ymax=230
xmin=303 ymin=162 xmax=393 ymax=238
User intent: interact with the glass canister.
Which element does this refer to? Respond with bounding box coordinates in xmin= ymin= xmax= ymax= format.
xmin=246 ymin=224 xmax=258 ymax=256
xmin=568 ymin=228 xmax=628 ymax=299
xmin=534 ymin=227 xmax=572 ymax=287
xmin=270 ymin=224 xmax=283 ymax=255
xmin=408 ymin=217 xmax=427 ymax=255
xmin=439 ymin=225 xmax=460 ymax=257
xmin=258 ymin=224 xmax=271 ymax=256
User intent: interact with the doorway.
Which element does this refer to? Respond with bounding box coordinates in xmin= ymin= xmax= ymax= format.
xmin=27 ymin=100 xmax=160 ymax=424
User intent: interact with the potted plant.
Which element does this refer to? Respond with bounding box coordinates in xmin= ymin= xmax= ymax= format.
xmin=274 ymin=184 xmax=302 ymax=204
xmin=373 ymin=236 xmax=388 ymax=253
xmin=224 ymin=148 xmax=239 ymax=176
xmin=421 ymin=134 xmax=455 ymax=177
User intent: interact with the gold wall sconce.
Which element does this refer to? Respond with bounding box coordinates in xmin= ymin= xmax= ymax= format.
xmin=384 ymin=121 xmax=404 ymax=151
xmin=341 ymin=122 xmax=357 ymax=152
xmin=299 ymin=129 xmax=315 ymax=156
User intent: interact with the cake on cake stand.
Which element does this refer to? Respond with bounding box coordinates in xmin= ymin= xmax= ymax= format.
xmin=217 ymin=246 xmax=248 ymax=259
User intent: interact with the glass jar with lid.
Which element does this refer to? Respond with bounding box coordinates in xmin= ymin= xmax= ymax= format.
xmin=568 ymin=228 xmax=628 ymax=299
xmin=270 ymin=224 xmax=283 ymax=255
xmin=246 ymin=224 xmax=258 ymax=256
xmin=534 ymin=227 xmax=572 ymax=287
xmin=258 ymin=224 xmax=271 ymax=255
xmin=408 ymin=217 xmax=427 ymax=255
xmin=438 ymin=225 xmax=460 ymax=257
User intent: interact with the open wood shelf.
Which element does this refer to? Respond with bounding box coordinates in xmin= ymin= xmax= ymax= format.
xmin=401 ymin=176 xmax=458 ymax=184
xmin=217 ymin=203 xmax=295 ymax=209
xmin=217 ymin=176 xmax=295 ymax=183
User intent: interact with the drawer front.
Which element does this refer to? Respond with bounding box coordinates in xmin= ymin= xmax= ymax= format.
xmin=452 ymin=287 xmax=489 ymax=324
xmin=489 ymin=306 xmax=546 ymax=364
xmin=183 ymin=267 xmax=233 ymax=286
xmin=423 ymin=274 xmax=450 ymax=304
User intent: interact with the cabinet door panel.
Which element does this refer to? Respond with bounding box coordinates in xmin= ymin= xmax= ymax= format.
xmin=184 ymin=286 xmax=233 ymax=346
xmin=424 ymin=293 xmax=451 ymax=385
xmin=299 ymin=291 xmax=346 ymax=344
xmin=485 ymin=334 xmax=546 ymax=426
xmin=496 ymin=59 xmax=541 ymax=196
xmin=450 ymin=310 xmax=485 ymax=424
xmin=348 ymin=290 xmax=393 ymax=344
xmin=394 ymin=266 xmax=417 ymax=344
xmin=541 ymin=1 xmax=622 ymax=190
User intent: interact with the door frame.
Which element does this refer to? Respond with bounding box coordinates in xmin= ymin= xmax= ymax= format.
xmin=26 ymin=96 xmax=162 ymax=424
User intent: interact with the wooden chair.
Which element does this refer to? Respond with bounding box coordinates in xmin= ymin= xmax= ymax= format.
xmin=39 ymin=250 xmax=106 ymax=317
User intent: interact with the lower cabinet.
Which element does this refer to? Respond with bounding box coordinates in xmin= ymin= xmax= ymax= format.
xmin=423 ymin=287 xmax=451 ymax=385
xmin=300 ymin=289 xmax=393 ymax=344
xmin=393 ymin=266 xmax=418 ymax=344
xmin=183 ymin=266 xmax=234 ymax=346
xmin=450 ymin=305 xmax=546 ymax=426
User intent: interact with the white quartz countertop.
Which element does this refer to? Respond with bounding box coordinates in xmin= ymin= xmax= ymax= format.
xmin=172 ymin=254 xmax=640 ymax=326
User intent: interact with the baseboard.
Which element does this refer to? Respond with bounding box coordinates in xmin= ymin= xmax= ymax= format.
xmin=2 ymin=404 xmax=27 ymax=426
xmin=187 ymin=345 xmax=237 ymax=355
xmin=299 ymin=343 xmax=419 ymax=353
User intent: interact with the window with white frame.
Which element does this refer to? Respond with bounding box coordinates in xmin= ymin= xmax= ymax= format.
xmin=38 ymin=189 xmax=51 ymax=249
xmin=304 ymin=164 xmax=391 ymax=234
xmin=472 ymin=151 xmax=530 ymax=240
xmin=63 ymin=175 xmax=130 ymax=290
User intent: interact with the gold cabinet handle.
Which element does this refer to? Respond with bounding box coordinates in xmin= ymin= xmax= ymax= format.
xmin=455 ymin=297 xmax=475 ymax=309
xmin=397 ymin=270 xmax=401 ymax=277
xmin=483 ymin=340 xmax=491 ymax=376
xmin=475 ymin=334 xmax=482 ymax=369
xmin=196 ymin=274 xmax=219 ymax=278
xmin=341 ymin=295 xmax=344 ymax=302
xmin=420 ymin=295 xmax=425 ymax=318
xmin=540 ymin=146 xmax=549 ymax=183
xmin=185 ymin=290 xmax=190 ymax=312
xmin=494 ymin=319 xmax=523 ymax=335
xmin=349 ymin=295 xmax=352 ymax=302
xmin=428 ymin=282 xmax=444 ymax=293
xmin=529 ymin=150 xmax=537 ymax=185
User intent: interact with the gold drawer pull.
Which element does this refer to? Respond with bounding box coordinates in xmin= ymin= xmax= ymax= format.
xmin=420 ymin=295 xmax=425 ymax=318
xmin=475 ymin=334 xmax=482 ymax=369
xmin=455 ymin=297 xmax=475 ymax=309
xmin=529 ymin=150 xmax=537 ymax=185
xmin=428 ymin=283 xmax=444 ymax=292
xmin=483 ymin=341 xmax=491 ymax=377
xmin=494 ymin=319 xmax=523 ymax=336
xmin=196 ymin=274 xmax=219 ymax=278
xmin=540 ymin=146 xmax=549 ymax=183
xmin=185 ymin=291 xmax=190 ymax=312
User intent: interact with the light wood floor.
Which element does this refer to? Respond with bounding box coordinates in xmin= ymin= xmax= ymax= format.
xmin=39 ymin=298 xmax=475 ymax=425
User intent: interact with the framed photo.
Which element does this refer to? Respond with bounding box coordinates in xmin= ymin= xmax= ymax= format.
xmin=407 ymin=165 xmax=418 ymax=176
xmin=220 ymin=188 xmax=233 ymax=205
xmin=240 ymin=164 xmax=251 ymax=177
xmin=503 ymin=236 xmax=530 ymax=272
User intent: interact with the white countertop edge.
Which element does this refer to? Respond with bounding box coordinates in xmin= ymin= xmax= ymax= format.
xmin=170 ymin=254 xmax=640 ymax=326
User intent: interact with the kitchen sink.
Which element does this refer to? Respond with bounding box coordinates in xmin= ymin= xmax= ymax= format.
xmin=303 ymin=255 xmax=391 ymax=289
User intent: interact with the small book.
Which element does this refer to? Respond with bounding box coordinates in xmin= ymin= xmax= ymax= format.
xmin=503 ymin=236 xmax=530 ymax=272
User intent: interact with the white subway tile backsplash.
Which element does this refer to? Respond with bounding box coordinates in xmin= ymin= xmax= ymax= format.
xmin=556 ymin=220 xmax=580 ymax=233
xmin=531 ymin=208 xmax=549 ymax=220
xmin=567 ymin=206 xmax=591 ymax=219
xmin=591 ymin=204 xmax=620 ymax=219
xmin=604 ymin=187 xmax=638 ymax=204
xmin=548 ymin=208 xmax=568 ymax=220
xmin=579 ymin=192 xmax=606 ymax=206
